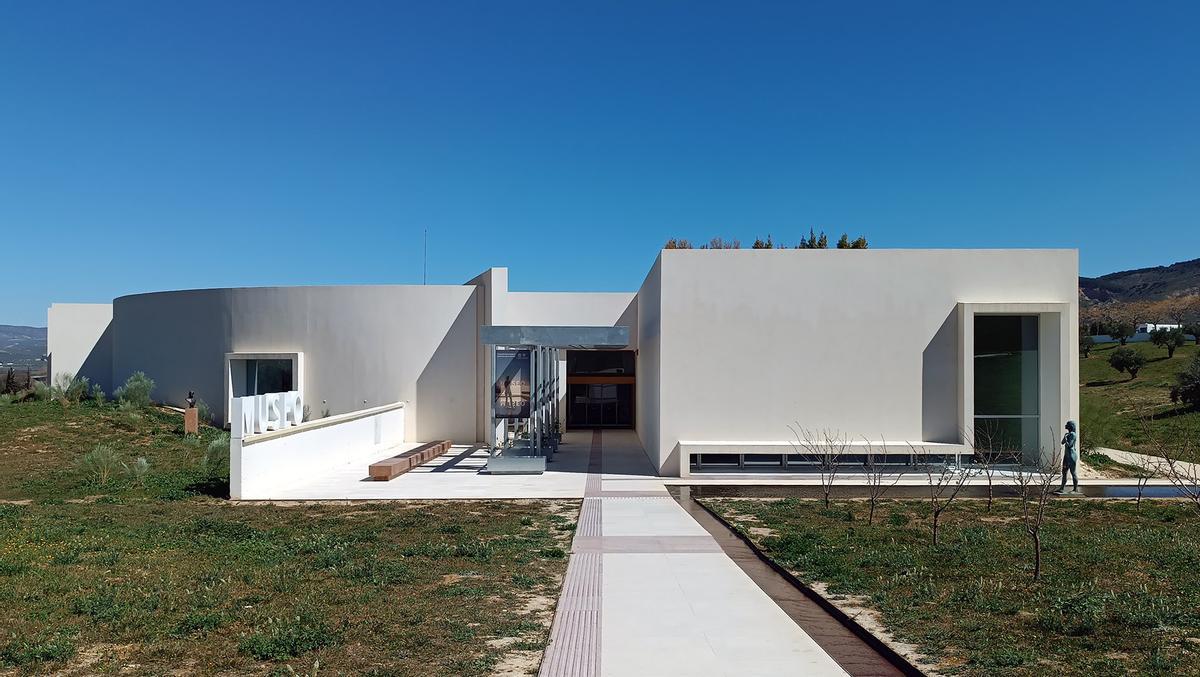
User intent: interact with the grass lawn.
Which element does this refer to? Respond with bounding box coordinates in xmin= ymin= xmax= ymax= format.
xmin=703 ymin=497 xmax=1200 ymax=676
xmin=0 ymin=399 xmax=576 ymax=675
xmin=1081 ymin=340 xmax=1200 ymax=459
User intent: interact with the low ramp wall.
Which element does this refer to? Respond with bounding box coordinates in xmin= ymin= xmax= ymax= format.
xmin=230 ymin=397 xmax=405 ymax=499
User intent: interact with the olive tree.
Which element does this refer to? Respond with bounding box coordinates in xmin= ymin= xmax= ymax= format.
xmin=1171 ymin=353 xmax=1200 ymax=410
xmin=1108 ymin=346 xmax=1146 ymax=379
xmin=1108 ymin=321 xmax=1135 ymax=345
xmin=1150 ymin=327 xmax=1186 ymax=358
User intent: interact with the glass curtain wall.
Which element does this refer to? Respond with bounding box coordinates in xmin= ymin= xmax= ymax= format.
xmin=974 ymin=315 xmax=1039 ymax=462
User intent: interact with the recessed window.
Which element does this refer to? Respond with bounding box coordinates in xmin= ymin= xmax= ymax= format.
xmin=974 ymin=315 xmax=1038 ymax=459
xmin=232 ymin=358 xmax=294 ymax=397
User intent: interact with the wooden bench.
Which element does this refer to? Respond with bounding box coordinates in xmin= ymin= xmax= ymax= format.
xmin=369 ymin=440 xmax=452 ymax=480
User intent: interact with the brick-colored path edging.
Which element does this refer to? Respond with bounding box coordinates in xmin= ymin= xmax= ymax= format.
xmin=684 ymin=495 xmax=920 ymax=676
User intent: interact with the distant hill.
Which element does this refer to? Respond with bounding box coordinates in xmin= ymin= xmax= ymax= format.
xmin=0 ymin=325 xmax=47 ymax=368
xmin=1080 ymin=257 xmax=1200 ymax=303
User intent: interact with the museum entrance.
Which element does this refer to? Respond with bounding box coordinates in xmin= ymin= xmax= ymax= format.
xmin=566 ymin=350 xmax=635 ymax=429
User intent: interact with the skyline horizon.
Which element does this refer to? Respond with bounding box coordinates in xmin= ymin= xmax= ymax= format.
xmin=8 ymin=245 xmax=1193 ymax=329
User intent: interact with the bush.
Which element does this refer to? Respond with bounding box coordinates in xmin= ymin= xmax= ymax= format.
xmin=53 ymin=372 xmax=90 ymax=402
xmin=1108 ymin=346 xmax=1146 ymax=379
xmin=124 ymin=457 xmax=150 ymax=485
xmin=30 ymin=381 xmax=51 ymax=401
xmin=0 ymin=394 xmax=11 ymax=407
xmin=114 ymin=372 xmax=155 ymax=409
xmin=0 ymin=633 xmax=75 ymax=667
xmin=80 ymin=444 xmax=122 ymax=486
xmin=203 ymin=434 xmax=230 ymax=478
xmin=196 ymin=398 xmax=212 ymax=425
xmin=1150 ymin=327 xmax=1186 ymax=358
xmin=238 ymin=613 xmax=337 ymax=661
xmin=1171 ymin=353 xmax=1200 ymax=410
xmin=90 ymin=382 xmax=105 ymax=404
xmin=1080 ymin=334 xmax=1095 ymax=358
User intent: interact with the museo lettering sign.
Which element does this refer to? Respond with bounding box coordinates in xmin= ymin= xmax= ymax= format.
xmin=494 ymin=349 xmax=531 ymax=419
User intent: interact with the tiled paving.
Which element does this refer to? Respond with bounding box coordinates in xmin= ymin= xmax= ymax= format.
xmin=540 ymin=430 xmax=848 ymax=677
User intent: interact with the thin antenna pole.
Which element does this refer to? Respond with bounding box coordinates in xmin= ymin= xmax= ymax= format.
xmin=423 ymin=227 xmax=428 ymax=285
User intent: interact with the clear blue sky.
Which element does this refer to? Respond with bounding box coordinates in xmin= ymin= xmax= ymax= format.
xmin=2 ymin=2 xmax=1198 ymax=326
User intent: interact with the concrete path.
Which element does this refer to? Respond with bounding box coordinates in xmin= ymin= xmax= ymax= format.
xmin=541 ymin=430 xmax=848 ymax=677
xmin=1097 ymin=446 xmax=1200 ymax=479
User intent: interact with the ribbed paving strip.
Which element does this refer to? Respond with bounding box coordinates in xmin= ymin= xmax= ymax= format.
xmin=576 ymin=498 xmax=602 ymax=538
xmin=540 ymin=430 xmax=603 ymax=677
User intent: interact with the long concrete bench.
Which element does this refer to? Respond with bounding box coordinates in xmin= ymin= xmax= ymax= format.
xmin=369 ymin=440 xmax=452 ymax=480
xmin=678 ymin=440 xmax=971 ymax=477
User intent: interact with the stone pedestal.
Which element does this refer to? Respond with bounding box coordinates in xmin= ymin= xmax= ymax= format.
xmin=184 ymin=408 xmax=199 ymax=435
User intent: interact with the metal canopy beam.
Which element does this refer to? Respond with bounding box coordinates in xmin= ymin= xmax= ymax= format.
xmin=480 ymin=325 xmax=630 ymax=349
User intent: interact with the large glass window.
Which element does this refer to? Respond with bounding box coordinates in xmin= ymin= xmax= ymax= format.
xmin=974 ymin=315 xmax=1038 ymax=459
xmin=233 ymin=359 xmax=294 ymax=397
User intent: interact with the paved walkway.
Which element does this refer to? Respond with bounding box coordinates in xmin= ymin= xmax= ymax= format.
xmin=540 ymin=430 xmax=848 ymax=677
xmin=1098 ymin=446 xmax=1200 ymax=479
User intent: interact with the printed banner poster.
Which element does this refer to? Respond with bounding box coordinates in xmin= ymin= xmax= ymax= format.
xmin=493 ymin=349 xmax=531 ymax=419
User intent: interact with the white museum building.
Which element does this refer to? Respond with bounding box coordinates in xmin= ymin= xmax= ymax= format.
xmin=48 ymin=248 xmax=1079 ymax=483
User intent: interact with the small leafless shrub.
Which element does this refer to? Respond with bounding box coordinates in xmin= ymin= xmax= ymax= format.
xmin=914 ymin=444 xmax=973 ymax=546
xmin=863 ymin=438 xmax=906 ymax=525
xmin=1140 ymin=418 xmax=1200 ymax=514
xmin=789 ymin=425 xmax=849 ymax=509
xmin=1128 ymin=449 xmax=1160 ymax=509
xmin=1013 ymin=444 xmax=1061 ymax=580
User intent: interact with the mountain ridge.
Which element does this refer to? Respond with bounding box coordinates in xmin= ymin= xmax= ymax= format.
xmin=0 ymin=324 xmax=47 ymax=368
xmin=1079 ymin=257 xmax=1200 ymax=303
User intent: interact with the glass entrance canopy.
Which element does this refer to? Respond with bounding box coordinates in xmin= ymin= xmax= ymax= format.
xmin=480 ymin=326 xmax=630 ymax=474
xmin=480 ymin=325 xmax=630 ymax=350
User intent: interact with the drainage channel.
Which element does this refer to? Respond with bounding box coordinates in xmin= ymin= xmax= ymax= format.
xmin=670 ymin=486 xmax=922 ymax=677
xmin=684 ymin=483 xmax=1192 ymax=499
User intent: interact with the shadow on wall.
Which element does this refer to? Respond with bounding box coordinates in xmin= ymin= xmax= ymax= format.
xmin=76 ymin=321 xmax=114 ymax=394
xmin=922 ymin=308 xmax=959 ymax=444
xmin=617 ymin=296 xmax=638 ymax=351
xmin=113 ymin=289 xmax=231 ymax=423
xmin=414 ymin=297 xmax=480 ymax=443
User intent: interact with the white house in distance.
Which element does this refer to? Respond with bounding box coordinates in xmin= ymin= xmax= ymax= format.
xmin=48 ymin=248 xmax=1079 ymax=477
xmin=1136 ymin=322 xmax=1181 ymax=334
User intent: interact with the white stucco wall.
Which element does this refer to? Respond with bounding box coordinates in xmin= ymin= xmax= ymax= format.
xmin=232 ymin=401 xmax=405 ymax=500
xmin=112 ymin=285 xmax=479 ymax=443
xmin=47 ymin=303 xmax=114 ymax=391
xmin=635 ymin=257 xmax=662 ymax=470
xmin=503 ymin=291 xmax=638 ymax=349
xmin=648 ymin=249 xmax=1079 ymax=476
xmin=56 ymin=250 xmax=1078 ymax=478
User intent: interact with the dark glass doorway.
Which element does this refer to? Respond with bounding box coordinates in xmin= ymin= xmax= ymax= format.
xmin=566 ymin=350 xmax=636 ymax=429
xmin=567 ymin=383 xmax=634 ymax=428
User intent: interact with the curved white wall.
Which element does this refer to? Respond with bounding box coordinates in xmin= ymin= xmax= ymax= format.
xmin=112 ymin=285 xmax=479 ymax=443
